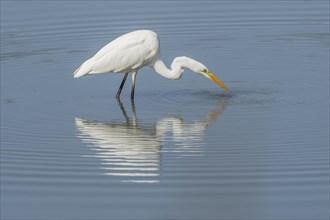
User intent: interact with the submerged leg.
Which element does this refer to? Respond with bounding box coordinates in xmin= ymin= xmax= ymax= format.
xmin=130 ymin=98 xmax=137 ymax=127
xmin=115 ymin=98 xmax=130 ymax=125
xmin=131 ymin=71 xmax=138 ymax=100
xmin=116 ymin=73 xmax=129 ymax=98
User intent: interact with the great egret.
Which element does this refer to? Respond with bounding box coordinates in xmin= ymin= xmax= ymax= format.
xmin=73 ymin=30 xmax=228 ymax=100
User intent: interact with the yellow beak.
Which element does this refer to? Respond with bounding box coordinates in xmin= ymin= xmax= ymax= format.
xmin=207 ymin=72 xmax=229 ymax=91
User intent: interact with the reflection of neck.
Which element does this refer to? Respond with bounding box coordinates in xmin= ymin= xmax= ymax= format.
xmin=155 ymin=98 xmax=228 ymax=137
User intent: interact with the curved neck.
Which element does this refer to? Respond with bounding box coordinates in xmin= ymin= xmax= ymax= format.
xmin=151 ymin=57 xmax=189 ymax=80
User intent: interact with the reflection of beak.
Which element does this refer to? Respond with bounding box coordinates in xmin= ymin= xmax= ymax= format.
xmin=207 ymin=72 xmax=229 ymax=91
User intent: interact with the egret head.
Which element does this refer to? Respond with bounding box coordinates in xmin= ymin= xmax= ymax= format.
xmin=185 ymin=58 xmax=228 ymax=91
xmin=200 ymin=68 xmax=229 ymax=91
xmin=168 ymin=56 xmax=229 ymax=91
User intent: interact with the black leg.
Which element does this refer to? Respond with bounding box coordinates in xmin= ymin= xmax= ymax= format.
xmin=116 ymin=73 xmax=129 ymax=98
xmin=115 ymin=98 xmax=130 ymax=125
xmin=131 ymin=71 xmax=137 ymax=100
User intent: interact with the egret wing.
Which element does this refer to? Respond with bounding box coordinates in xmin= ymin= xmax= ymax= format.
xmin=73 ymin=30 xmax=159 ymax=77
xmin=90 ymin=31 xmax=159 ymax=73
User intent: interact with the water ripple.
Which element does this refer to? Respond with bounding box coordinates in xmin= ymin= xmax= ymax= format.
xmin=144 ymin=80 xmax=324 ymax=113
xmin=1 ymin=1 xmax=328 ymax=219
xmin=2 ymin=0 xmax=328 ymax=61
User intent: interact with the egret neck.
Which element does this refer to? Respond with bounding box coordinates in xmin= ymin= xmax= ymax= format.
xmin=151 ymin=56 xmax=201 ymax=80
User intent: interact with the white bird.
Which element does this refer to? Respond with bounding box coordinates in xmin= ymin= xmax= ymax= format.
xmin=73 ymin=30 xmax=228 ymax=100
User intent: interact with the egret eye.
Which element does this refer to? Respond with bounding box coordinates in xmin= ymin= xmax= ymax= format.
xmin=203 ymin=69 xmax=208 ymax=73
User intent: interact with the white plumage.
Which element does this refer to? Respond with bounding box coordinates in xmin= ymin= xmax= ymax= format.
xmin=74 ymin=30 xmax=158 ymax=77
xmin=74 ymin=30 xmax=228 ymax=99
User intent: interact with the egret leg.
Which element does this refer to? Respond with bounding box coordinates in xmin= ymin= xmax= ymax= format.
xmin=131 ymin=71 xmax=137 ymax=100
xmin=130 ymin=99 xmax=137 ymax=127
xmin=116 ymin=98 xmax=130 ymax=125
xmin=116 ymin=73 xmax=129 ymax=98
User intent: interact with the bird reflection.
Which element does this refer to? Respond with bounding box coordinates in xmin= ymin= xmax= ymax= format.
xmin=75 ymin=98 xmax=228 ymax=183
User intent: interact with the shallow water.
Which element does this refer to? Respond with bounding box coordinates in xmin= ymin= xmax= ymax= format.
xmin=1 ymin=1 xmax=329 ymax=219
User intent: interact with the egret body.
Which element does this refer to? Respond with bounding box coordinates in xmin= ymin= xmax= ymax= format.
xmin=74 ymin=30 xmax=228 ymax=100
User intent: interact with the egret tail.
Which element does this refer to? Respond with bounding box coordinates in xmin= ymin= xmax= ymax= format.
xmin=73 ymin=59 xmax=94 ymax=78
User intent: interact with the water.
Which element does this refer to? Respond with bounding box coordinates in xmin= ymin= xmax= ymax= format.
xmin=1 ymin=0 xmax=329 ymax=219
